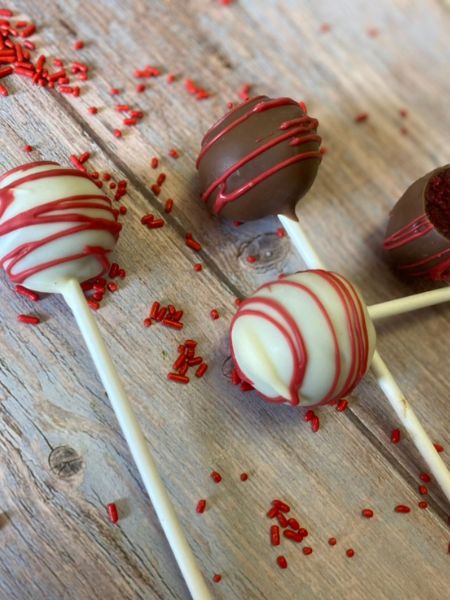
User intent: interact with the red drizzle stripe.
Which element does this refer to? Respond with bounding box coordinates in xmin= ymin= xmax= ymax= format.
xmin=384 ymin=214 xmax=433 ymax=250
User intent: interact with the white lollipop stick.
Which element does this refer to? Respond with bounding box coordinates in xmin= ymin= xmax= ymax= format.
xmin=62 ymin=279 xmax=211 ymax=600
xmin=279 ymin=215 xmax=450 ymax=321
xmin=278 ymin=214 xmax=450 ymax=503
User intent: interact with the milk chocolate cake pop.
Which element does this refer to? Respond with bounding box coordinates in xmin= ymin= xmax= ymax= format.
xmin=197 ymin=96 xmax=322 ymax=221
xmin=384 ymin=165 xmax=450 ymax=281
xmin=0 ymin=161 xmax=121 ymax=293
xmin=230 ymin=270 xmax=376 ymax=407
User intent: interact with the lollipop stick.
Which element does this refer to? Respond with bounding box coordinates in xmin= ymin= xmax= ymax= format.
xmin=279 ymin=215 xmax=450 ymax=320
xmin=62 ymin=279 xmax=211 ymax=600
xmin=279 ymin=213 xmax=450 ymax=503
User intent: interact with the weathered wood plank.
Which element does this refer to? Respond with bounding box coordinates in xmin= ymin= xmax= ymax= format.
xmin=0 ymin=0 xmax=449 ymax=599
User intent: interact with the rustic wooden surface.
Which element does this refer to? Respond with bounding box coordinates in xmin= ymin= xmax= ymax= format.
xmin=0 ymin=1 xmax=449 ymax=598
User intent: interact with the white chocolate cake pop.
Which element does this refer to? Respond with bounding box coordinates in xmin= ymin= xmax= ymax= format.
xmin=231 ymin=270 xmax=376 ymax=407
xmin=0 ymin=161 xmax=121 ymax=293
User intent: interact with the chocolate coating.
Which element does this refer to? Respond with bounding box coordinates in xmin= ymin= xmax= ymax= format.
xmin=384 ymin=165 xmax=450 ymax=281
xmin=196 ymin=96 xmax=322 ymax=221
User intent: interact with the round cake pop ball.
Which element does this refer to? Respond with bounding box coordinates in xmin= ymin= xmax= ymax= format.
xmin=231 ymin=270 xmax=376 ymax=407
xmin=197 ymin=96 xmax=322 ymax=221
xmin=384 ymin=165 xmax=450 ymax=281
xmin=0 ymin=161 xmax=121 ymax=293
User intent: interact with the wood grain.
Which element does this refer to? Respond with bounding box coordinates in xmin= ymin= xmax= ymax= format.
xmin=0 ymin=0 xmax=449 ymax=598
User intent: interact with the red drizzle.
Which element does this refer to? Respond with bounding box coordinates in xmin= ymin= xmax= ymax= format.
xmin=0 ymin=163 xmax=121 ymax=284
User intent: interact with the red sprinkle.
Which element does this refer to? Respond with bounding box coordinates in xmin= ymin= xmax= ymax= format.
xmin=418 ymin=485 xmax=428 ymax=495
xmin=212 ymin=574 xmax=222 ymax=583
xmin=419 ymin=472 xmax=431 ymax=483
xmin=298 ymin=528 xmax=308 ymax=538
xmin=210 ymin=471 xmax=222 ymax=483
xmin=195 ymin=363 xmax=208 ymax=378
xmin=273 ymin=499 xmax=290 ymax=513
xmin=271 ymin=525 xmax=280 ymax=546
xmin=17 ymin=314 xmax=40 ymax=325
xmin=346 ymin=548 xmax=355 ymax=558
xmin=304 ymin=409 xmax=315 ymax=422
xmin=164 ymin=198 xmax=174 ymax=213
xmin=362 ymin=508 xmax=374 ymax=519
xmin=246 ymin=255 xmax=257 ymax=263
xmin=186 ymin=237 xmax=202 ymax=252
xmin=107 ymin=502 xmax=119 ymax=524
xmin=391 ymin=428 xmax=401 ymax=444
xmin=15 ymin=285 xmax=39 ymax=301
xmin=311 ymin=415 xmax=320 ymax=433
xmin=88 ymin=106 xmax=98 ymax=114
xmin=267 ymin=506 xmax=278 ymax=519
xmin=196 ymin=499 xmax=206 ymax=514
xmin=276 ymin=227 xmax=286 ymax=238
xmin=418 ymin=501 xmax=428 ymax=509
xmin=210 ymin=309 xmax=219 ymax=320
xmin=287 ymin=518 xmax=300 ymax=530
xmin=73 ymin=40 xmax=84 ymax=50
xmin=303 ymin=546 xmax=313 ymax=555
xmin=277 ymin=513 xmax=288 ymax=528
xmin=276 ymin=556 xmax=288 ymax=569
xmin=240 ymin=472 xmax=248 ymax=481
xmin=434 ymin=443 xmax=444 ymax=453
xmin=395 ymin=505 xmax=411 ymax=514
xmin=113 ymin=129 xmax=122 ymax=138
xmin=0 ymin=83 xmax=9 ymax=96
xmin=193 ymin=263 xmax=202 ymax=272
xmin=336 ymin=399 xmax=348 ymax=412
xmin=169 ymin=148 xmax=179 ymax=159
xmin=355 ymin=112 xmax=369 ymax=123
xmin=328 ymin=537 xmax=337 ymax=546
xmin=167 ymin=373 xmax=189 ymax=384
xmin=284 ymin=530 xmax=302 ymax=543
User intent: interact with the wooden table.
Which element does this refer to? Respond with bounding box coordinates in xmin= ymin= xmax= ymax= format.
xmin=1 ymin=1 xmax=449 ymax=598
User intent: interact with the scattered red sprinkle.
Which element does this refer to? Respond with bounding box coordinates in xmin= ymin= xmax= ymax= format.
xmin=168 ymin=148 xmax=179 ymax=159
xmin=184 ymin=78 xmax=210 ymax=100
xmin=0 ymin=84 xmax=9 ymax=96
xmin=110 ymin=87 xmax=120 ymax=95
xmin=336 ymin=399 xmax=348 ymax=412
xmin=240 ymin=472 xmax=248 ymax=481
xmin=328 ymin=537 xmax=337 ymax=546
xmin=210 ymin=309 xmax=219 ymax=320
xmin=150 ymin=157 xmax=159 ymax=169
xmin=271 ymin=525 xmax=280 ymax=546
xmin=284 ymin=530 xmax=302 ymax=543
xmin=418 ymin=501 xmax=428 ymax=509
xmin=311 ymin=415 xmax=320 ymax=433
xmin=276 ymin=227 xmax=286 ymax=238
xmin=355 ymin=112 xmax=369 ymax=123
xmin=346 ymin=548 xmax=355 ymax=558
xmin=168 ymin=373 xmax=189 ymax=384
xmin=273 ymin=499 xmax=290 ymax=513
xmin=107 ymin=502 xmax=119 ymax=524
xmin=320 ymin=146 xmax=328 ymax=155
xmin=23 ymin=144 xmax=33 ymax=152
xmin=212 ymin=574 xmax=222 ymax=583
xmin=395 ymin=505 xmax=411 ymax=514
xmin=391 ymin=428 xmax=401 ymax=444
xmin=211 ymin=471 xmax=222 ymax=483
xmin=239 ymin=83 xmax=252 ymax=101
xmin=298 ymin=528 xmax=308 ymax=538
xmin=288 ymin=518 xmax=300 ymax=530
xmin=113 ymin=129 xmax=122 ymax=138
xmin=166 ymin=73 xmax=176 ymax=84
xmin=418 ymin=485 xmax=428 ymax=496
xmin=88 ymin=106 xmax=97 ymax=114
xmin=277 ymin=512 xmax=288 ymax=528
xmin=303 ymin=546 xmax=313 ymax=555
xmin=434 ymin=443 xmax=444 ymax=453
xmin=419 ymin=472 xmax=431 ymax=483
xmin=186 ymin=234 xmax=202 ymax=252
xmin=399 ymin=109 xmax=408 ymax=118
xmin=17 ymin=314 xmax=40 ymax=325
xmin=135 ymin=83 xmax=145 ymax=93
xmin=15 ymin=285 xmax=39 ymax=301
xmin=156 ymin=173 xmax=166 ymax=186
xmin=246 ymin=255 xmax=257 ymax=263
xmin=267 ymin=506 xmax=279 ymax=519
xmin=320 ymin=23 xmax=331 ymax=33
xmin=73 ymin=40 xmax=84 ymax=50
xmin=196 ymin=499 xmax=206 ymax=514
xmin=164 ymin=198 xmax=174 ymax=213
xmin=304 ymin=409 xmax=315 ymax=422
xmin=276 ymin=555 xmax=288 ymax=569
xmin=362 ymin=508 xmax=374 ymax=519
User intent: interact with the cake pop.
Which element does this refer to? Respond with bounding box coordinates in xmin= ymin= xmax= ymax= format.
xmin=231 ymin=270 xmax=376 ymax=407
xmin=384 ymin=165 xmax=450 ymax=281
xmin=197 ymin=96 xmax=322 ymax=221
xmin=0 ymin=161 xmax=211 ymax=600
xmin=0 ymin=161 xmax=120 ymax=292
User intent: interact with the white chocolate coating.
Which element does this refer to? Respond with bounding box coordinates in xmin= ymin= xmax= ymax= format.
xmin=0 ymin=162 xmax=121 ymax=293
xmin=230 ymin=270 xmax=376 ymax=407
